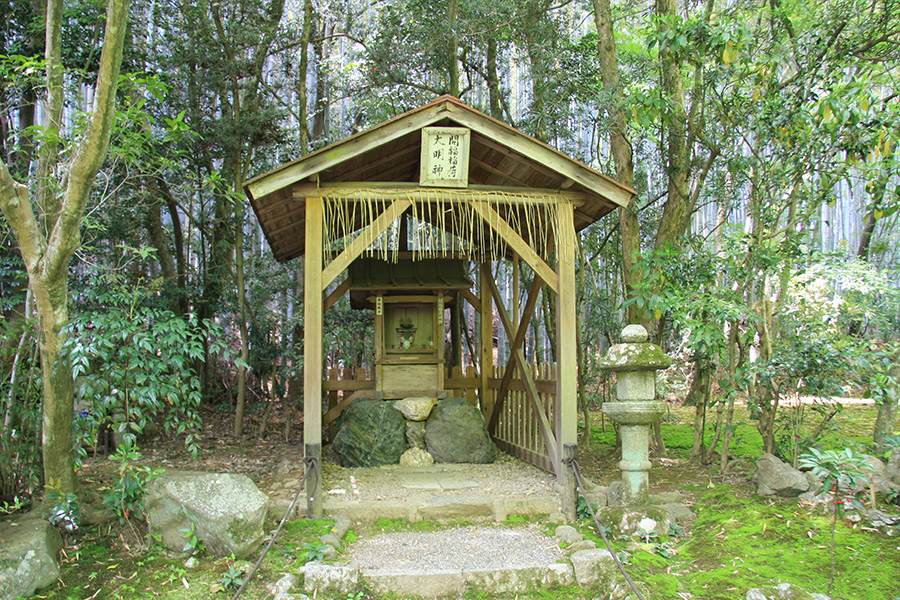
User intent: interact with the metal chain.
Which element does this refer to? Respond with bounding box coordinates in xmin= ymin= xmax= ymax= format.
xmin=230 ymin=455 xmax=318 ymax=600
xmin=562 ymin=455 xmax=648 ymax=600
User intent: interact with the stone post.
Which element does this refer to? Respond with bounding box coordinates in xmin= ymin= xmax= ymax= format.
xmin=599 ymin=324 xmax=671 ymax=504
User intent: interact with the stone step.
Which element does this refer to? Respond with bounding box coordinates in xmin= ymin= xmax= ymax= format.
xmin=322 ymin=494 xmax=560 ymax=523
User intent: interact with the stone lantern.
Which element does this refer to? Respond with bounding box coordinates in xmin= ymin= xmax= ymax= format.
xmin=599 ymin=324 xmax=672 ymax=504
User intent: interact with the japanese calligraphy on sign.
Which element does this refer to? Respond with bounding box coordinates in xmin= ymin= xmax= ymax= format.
xmin=419 ymin=127 xmax=470 ymax=188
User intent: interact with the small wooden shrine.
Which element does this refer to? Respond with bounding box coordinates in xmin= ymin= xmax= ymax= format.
xmin=347 ymin=258 xmax=473 ymax=398
xmin=244 ymin=96 xmax=635 ymax=517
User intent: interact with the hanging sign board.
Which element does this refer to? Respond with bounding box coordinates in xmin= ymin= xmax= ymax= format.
xmin=419 ymin=127 xmax=470 ymax=188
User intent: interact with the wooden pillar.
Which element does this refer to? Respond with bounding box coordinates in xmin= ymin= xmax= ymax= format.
xmin=480 ymin=262 xmax=494 ymax=419
xmin=555 ymin=201 xmax=578 ymax=480
xmin=304 ymin=195 xmax=324 ymax=518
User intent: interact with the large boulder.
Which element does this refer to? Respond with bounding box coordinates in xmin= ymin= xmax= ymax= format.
xmin=332 ymin=399 xmax=407 ymax=467
xmin=0 ymin=518 xmax=62 ymax=600
xmin=886 ymin=448 xmax=900 ymax=487
xmin=145 ymin=471 xmax=269 ymax=558
xmin=756 ymin=454 xmax=810 ymax=497
xmin=425 ymin=397 xmax=497 ymax=464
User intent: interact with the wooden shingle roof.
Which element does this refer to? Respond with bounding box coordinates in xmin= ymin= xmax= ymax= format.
xmin=244 ymin=95 xmax=635 ymax=262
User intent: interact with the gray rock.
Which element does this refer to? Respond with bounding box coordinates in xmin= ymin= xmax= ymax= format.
xmin=746 ymin=582 xmax=831 ymax=600
xmin=394 ymin=397 xmax=436 ymax=421
xmin=804 ymin=471 xmax=823 ymax=492
xmin=145 ymin=471 xmax=269 ymax=558
xmin=320 ymin=533 xmax=341 ymax=550
xmin=406 ymin=421 xmax=426 ymax=449
xmin=566 ymin=540 xmax=597 ymax=553
xmin=887 ymin=449 xmax=900 ymax=485
xmin=267 ymin=573 xmax=298 ymax=595
xmin=861 ymin=455 xmax=889 ymax=493
xmin=542 ymin=562 xmax=575 ymax=587
xmin=652 ymin=491 xmax=686 ymax=504
xmin=756 ymin=454 xmax=810 ymax=497
xmin=0 ymin=518 xmax=62 ymax=600
xmin=332 ymin=515 xmax=352 ymax=539
xmin=569 ymin=548 xmax=622 ymax=588
xmin=399 ymin=447 xmax=434 ymax=467
xmin=606 ymin=481 xmax=626 ymax=506
xmin=303 ymin=560 xmax=359 ymax=596
xmin=321 ymin=544 xmax=338 ymax=559
xmin=661 ymin=503 xmax=695 ymax=524
xmin=425 ymin=397 xmax=497 ymax=463
xmin=596 ymin=506 xmax=670 ymax=537
xmin=332 ymin=399 xmax=407 ymax=467
xmin=554 ymin=525 xmax=583 ymax=545
xmin=547 ymin=511 xmax=566 ymax=524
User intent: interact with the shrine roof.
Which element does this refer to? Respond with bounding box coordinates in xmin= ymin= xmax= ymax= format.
xmin=244 ymin=95 xmax=636 ymax=263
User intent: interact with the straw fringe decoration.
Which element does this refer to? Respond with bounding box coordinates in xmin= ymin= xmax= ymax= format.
xmin=321 ymin=189 xmax=564 ymax=263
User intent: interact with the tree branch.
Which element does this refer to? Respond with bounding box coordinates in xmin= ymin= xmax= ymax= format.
xmin=48 ymin=0 xmax=131 ymax=280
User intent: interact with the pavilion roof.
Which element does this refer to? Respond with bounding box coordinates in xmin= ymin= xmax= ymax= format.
xmin=244 ymin=95 xmax=636 ymax=263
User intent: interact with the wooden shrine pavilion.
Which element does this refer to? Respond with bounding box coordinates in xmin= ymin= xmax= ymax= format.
xmin=244 ymin=96 xmax=635 ymax=517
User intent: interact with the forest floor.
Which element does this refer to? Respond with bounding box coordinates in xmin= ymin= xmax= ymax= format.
xmin=24 ymin=399 xmax=900 ymax=600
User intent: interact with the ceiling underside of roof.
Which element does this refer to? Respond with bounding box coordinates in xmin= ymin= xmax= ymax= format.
xmin=248 ymin=102 xmax=633 ymax=263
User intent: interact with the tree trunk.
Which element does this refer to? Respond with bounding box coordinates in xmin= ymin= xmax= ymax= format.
xmin=591 ymin=0 xmax=644 ymax=325
xmin=486 ymin=39 xmax=503 ymax=120
xmin=447 ymin=0 xmax=459 ymax=97
xmin=233 ymin=202 xmax=250 ymax=437
xmin=0 ymin=0 xmax=131 ymax=498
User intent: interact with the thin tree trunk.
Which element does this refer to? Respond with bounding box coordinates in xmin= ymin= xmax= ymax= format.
xmin=234 ymin=202 xmax=250 ymax=437
xmin=592 ymin=0 xmax=643 ymax=325
xmin=447 ymin=0 xmax=459 ymax=97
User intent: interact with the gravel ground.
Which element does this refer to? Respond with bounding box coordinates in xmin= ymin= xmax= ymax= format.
xmin=350 ymin=524 xmax=564 ymax=572
xmin=320 ymin=452 xmax=558 ymax=502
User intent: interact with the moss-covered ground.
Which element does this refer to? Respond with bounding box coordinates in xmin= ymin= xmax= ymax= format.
xmin=25 ymin=402 xmax=900 ymax=600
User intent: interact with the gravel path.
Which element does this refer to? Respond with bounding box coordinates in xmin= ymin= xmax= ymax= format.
xmin=350 ymin=525 xmax=564 ymax=572
xmin=320 ymin=452 xmax=557 ymax=503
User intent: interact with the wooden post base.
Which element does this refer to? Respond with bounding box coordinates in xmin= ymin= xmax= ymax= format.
xmin=561 ymin=443 xmax=578 ymax=521
xmin=305 ymin=442 xmax=323 ymax=519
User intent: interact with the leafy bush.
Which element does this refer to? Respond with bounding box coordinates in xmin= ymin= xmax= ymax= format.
xmin=46 ymin=491 xmax=81 ymax=535
xmin=63 ymin=252 xmax=226 ymax=457
xmin=102 ymin=445 xmax=163 ymax=523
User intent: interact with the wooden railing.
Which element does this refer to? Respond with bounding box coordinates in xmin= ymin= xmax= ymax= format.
xmin=488 ymin=363 xmax=557 ymax=473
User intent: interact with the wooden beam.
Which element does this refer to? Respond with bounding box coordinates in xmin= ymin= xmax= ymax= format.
xmin=470 ymin=200 xmax=559 ymax=294
xmin=483 ymin=269 xmax=559 ymax=468
xmin=323 ymin=390 xmax=370 ymax=425
xmin=555 ymin=201 xmax=578 ymax=477
xmin=320 ymin=198 xmax=413 ymax=289
xmin=479 ymin=263 xmax=494 ymax=420
xmin=443 ymin=103 xmax=634 ymax=208
xmin=292 ymin=182 xmax=585 ymax=205
xmin=460 ymin=288 xmax=481 ymax=313
xmin=303 ymin=195 xmax=324 ymax=518
xmin=245 ymin=109 xmax=448 ymax=200
xmin=488 ymin=274 xmax=543 ymax=431
xmin=333 ymin=143 xmax=420 ymax=181
xmin=324 ymin=278 xmax=350 ymax=311
xmin=368 ymin=294 xmax=453 ymax=304
xmin=469 ymin=155 xmax=532 ymax=187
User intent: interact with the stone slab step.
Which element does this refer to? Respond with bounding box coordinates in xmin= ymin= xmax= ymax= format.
xmin=322 ymin=494 xmax=560 ymax=523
